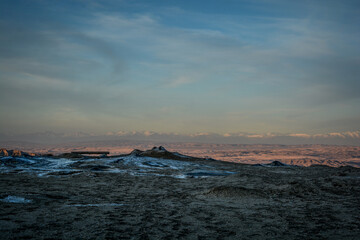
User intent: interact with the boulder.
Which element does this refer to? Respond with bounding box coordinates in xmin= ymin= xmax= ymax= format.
xmin=0 ymin=149 xmax=9 ymax=157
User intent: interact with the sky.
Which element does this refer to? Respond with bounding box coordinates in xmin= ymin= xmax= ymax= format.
xmin=0 ymin=0 xmax=360 ymax=144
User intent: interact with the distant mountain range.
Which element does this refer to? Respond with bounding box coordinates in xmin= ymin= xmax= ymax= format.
xmin=1 ymin=130 xmax=360 ymax=145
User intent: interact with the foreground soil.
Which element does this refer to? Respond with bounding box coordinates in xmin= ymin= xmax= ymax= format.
xmin=1 ymin=160 xmax=360 ymax=240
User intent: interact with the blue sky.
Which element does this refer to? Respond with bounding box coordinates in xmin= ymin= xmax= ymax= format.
xmin=1 ymin=0 xmax=359 ymax=140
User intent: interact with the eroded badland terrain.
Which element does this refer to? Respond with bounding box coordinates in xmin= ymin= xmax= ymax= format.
xmin=0 ymin=143 xmax=359 ymax=239
xmin=3 ymin=141 xmax=359 ymax=168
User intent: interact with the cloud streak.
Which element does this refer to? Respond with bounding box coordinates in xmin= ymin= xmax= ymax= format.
xmin=2 ymin=130 xmax=360 ymax=146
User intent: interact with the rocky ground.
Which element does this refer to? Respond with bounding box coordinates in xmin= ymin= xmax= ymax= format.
xmin=0 ymin=147 xmax=360 ymax=239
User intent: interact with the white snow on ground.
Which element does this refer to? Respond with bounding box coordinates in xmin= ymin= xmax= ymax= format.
xmin=120 ymin=155 xmax=205 ymax=170
xmin=66 ymin=203 xmax=125 ymax=207
xmin=45 ymin=157 xmax=75 ymax=169
xmin=173 ymin=174 xmax=187 ymax=179
xmin=0 ymin=155 xmax=236 ymax=178
xmin=0 ymin=156 xmax=81 ymax=176
xmin=1 ymin=196 xmax=32 ymax=203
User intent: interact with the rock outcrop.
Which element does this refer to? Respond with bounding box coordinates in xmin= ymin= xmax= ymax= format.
xmin=0 ymin=148 xmax=36 ymax=157
xmin=127 ymin=146 xmax=204 ymax=161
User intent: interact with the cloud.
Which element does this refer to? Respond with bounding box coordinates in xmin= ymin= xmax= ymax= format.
xmin=247 ymin=134 xmax=264 ymax=138
xmin=313 ymin=131 xmax=360 ymax=139
xmin=81 ymin=130 xmax=360 ymax=140
xmin=3 ymin=130 xmax=360 ymax=145
xmin=345 ymin=131 xmax=360 ymax=138
xmin=0 ymin=17 xmax=125 ymax=84
xmin=289 ymin=133 xmax=312 ymax=138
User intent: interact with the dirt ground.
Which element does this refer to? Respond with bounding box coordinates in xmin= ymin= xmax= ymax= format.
xmin=1 ymin=159 xmax=360 ymax=240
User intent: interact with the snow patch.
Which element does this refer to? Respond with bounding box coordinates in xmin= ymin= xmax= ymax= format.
xmin=66 ymin=203 xmax=125 ymax=207
xmin=1 ymin=196 xmax=32 ymax=203
xmin=186 ymin=170 xmax=236 ymax=177
xmin=0 ymin=154 xmax=234 ymax=179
